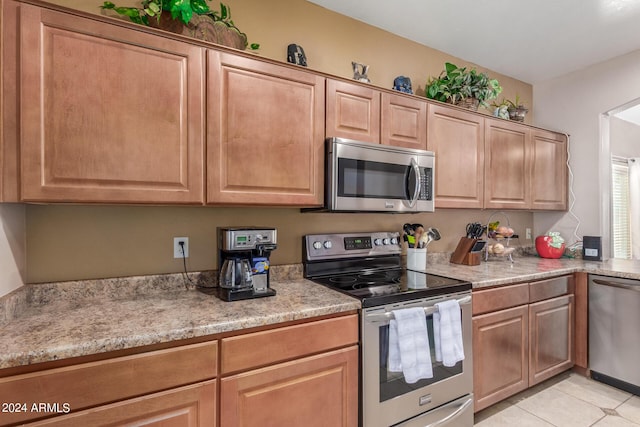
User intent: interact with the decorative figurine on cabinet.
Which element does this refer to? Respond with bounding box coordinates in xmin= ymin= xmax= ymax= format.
xmin=352 ymin=62 xmax=370 ymax=83
xmin=393 ymin=76 xmax=413 ymax=94
xmin=287 ymin=44 xmax=307 ymax=66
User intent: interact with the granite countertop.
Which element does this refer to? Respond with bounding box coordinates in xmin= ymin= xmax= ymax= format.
xmin=426 ymin=256 xmax=640 ymax=288
xmin=0 ymin=269 xmax=360 ymax=370
xmin=3 ymin=256 xmax=640 ymax=371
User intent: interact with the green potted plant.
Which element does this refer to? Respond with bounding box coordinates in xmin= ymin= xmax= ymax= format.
xmin=426 ymin=62 xmax=502 ymax=111
xmin=506 ymin=94 xmax=528 ymax=122
xmin=101 ymin=1 xmax=259 ymax=50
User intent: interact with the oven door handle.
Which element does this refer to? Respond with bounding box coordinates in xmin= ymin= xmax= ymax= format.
xmin=394 ymin=395 xmax=473 ymax=427
xmin=406 ymin=157 xmax=421 ymax=208
xmin=365 ymin=295 xmax=471 ymax=323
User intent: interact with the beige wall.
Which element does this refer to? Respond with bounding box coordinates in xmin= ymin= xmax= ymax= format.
xmin=48 ymin=0 xmax=533 ymax=120
xmin=19 ymin=0 xmax=536 ymax=283
xmin=0 ymin=205 xmax=25 ymax=293
xmin=26 ymin=205 xmax=533 ymax=283
xmin=533 ymin=48 xmax=640 ymax=258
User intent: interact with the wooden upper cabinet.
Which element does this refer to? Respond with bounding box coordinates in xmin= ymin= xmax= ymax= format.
xmin=427 ymin=104 xmax=485 ymax=208
xmin=207 ymin=51 xmax=325 ymax=206
xmin=19 ymin=5 xmax=205 ymax=203
xmin=1 ymin=0 xmax=20 ymax=202
xmin=381 ymin=92 xmax=427 ymax=149
xmin=484 ymin=119 xmax=532 ymax=209
xmin=326 ymin=79 xmax=380 ymax=143
xmin=530 ymin=130 xmax=568 ymax=210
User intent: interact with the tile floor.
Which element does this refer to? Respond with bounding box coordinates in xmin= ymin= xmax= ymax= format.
xmin=474 ymin=372 xmax=640 ymax=426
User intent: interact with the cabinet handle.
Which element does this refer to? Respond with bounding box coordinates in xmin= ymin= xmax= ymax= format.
xmin=592 ymin=278 xmax=640 ymax=292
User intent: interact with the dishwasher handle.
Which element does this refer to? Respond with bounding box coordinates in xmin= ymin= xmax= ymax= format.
xmin=592 ymin=278 xmax=640 ymax=292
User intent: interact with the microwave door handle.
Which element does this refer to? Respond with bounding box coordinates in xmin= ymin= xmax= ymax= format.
xmin=407 ymin=157 xmax=421 ymax=208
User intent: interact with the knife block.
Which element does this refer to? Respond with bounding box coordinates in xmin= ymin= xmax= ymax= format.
xmin=450 ymin=237 xmax=481 ymax=266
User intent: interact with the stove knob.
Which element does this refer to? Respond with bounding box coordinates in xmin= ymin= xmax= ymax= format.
xmin=383 ymin=238 xmax=390 ymax=245
xmin=390 ymin=237 xmax=399 ymax=245
xmin=323 ymin=240 xmax=333 ymax=249
xmin=312 ymin=241 xmax=322 ymax=250
xmin=374 ymin=238 xmax=383 ymax=246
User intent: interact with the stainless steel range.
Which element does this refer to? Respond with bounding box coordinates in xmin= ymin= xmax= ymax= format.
xmin=304 ymin=232 xmax=474 ymax=427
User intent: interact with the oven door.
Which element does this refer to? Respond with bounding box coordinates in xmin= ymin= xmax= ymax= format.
xmin=362 ymin=291 xmax=473 ymax=427
xmin=328 ymin=138 xmax=434 ymax=212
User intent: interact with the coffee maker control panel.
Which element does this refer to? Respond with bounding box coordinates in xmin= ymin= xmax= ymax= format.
xmin=220 ymin=228 xmax=277 ymax=251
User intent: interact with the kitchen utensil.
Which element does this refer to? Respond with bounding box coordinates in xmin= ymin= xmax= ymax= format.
xmin=424 ymin=227 xmax=441 ymax=247
xmin=414 ymin=226 xmax=424 ymax=247
xmin=470 ymin=240 xmax=486 ymax=252
xmin=466 ymin=222 xmax=483 ymax=239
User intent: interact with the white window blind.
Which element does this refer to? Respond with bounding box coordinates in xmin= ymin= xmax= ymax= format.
xmin=611 ymin=158 xmax=631 ymax=259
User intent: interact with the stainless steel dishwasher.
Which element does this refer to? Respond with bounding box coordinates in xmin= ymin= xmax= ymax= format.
xmin=589 ymin=275 xmax=640 ymax=395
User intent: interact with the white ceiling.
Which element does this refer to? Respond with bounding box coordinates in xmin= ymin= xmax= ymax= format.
xmin=308 ymin=0 xmax=640 ymax=85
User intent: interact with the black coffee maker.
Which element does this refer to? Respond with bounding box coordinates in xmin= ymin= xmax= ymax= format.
xmin=216 ymin=227 xmax=277 ymax=302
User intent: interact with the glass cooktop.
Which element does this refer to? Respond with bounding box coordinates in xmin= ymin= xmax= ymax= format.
xmin=310 ymin=268 xmax=471 ymax=308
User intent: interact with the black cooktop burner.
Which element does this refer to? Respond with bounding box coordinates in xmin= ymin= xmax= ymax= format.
xmin=310 ymin=268 xmax=471 ymax=307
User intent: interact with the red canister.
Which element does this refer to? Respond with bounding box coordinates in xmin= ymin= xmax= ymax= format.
xmin=535 ymin=235 xmax=565 ymax=259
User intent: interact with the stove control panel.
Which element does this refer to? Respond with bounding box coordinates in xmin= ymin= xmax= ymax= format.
xmin=305 ymin=231 xmax=401 ymax=261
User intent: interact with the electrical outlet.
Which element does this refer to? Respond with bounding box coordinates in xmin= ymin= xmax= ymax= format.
xmin=173 ymin=237 xmax=189 ymax=258
xmin=526 ymin=228 xmax=532 ymax=240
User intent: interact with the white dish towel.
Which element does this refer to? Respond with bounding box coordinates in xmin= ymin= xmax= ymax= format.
xmin=388 ymin=307 xmax=433 ymax=383
xmin=434 ymin=299 xmax=465 ymax=367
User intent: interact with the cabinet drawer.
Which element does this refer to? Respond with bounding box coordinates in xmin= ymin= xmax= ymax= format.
xmin=472 ymin=283 xmax=529 ymax=315
xmin=221 ymin=315 xmax=358 ymax=375
xmin=529 ymin=275 xmax=572 ymax=303
xmin=26 ymin=380 xmax=216 ymax=427
xmin=0 ymin=341 xmax=217 ymax=425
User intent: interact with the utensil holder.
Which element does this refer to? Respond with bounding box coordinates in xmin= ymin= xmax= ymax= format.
xmin=450 ymin=237 xmax=480 ymax=265
xmin=406 ymin=248 xmax=427 ymax=271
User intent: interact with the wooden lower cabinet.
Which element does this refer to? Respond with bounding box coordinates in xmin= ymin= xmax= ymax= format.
xmin=529 ymin=295 xmax=574 ymax=385
xmin=473 ymin=276 xmax=576 ymax=412
xmin=220 ymin=346 xmax=358 ymax=427
xmin=27 ymin=380 xmax=216 ymax=427
xmin=473 ymin=305 xmax=529 ymax=412
xmin=0 ymin=342 xmax=217 ymax=426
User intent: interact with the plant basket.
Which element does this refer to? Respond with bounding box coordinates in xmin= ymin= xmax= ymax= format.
xmin=450 ymin=97 xmax=480 ymax=111
xmin=149 ymin=13 xmax=247 ymax=50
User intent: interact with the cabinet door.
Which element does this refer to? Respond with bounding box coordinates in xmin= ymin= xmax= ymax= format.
xmin=207 ymin=51 xmax=325 ymax=206
xmin=220 ymin=346 xmax=358 ymax=427
xmin=427 ymin=105 xmax=485 ymax=208
xmin=530 ymin=130 xmax=568 ymax=210
xmin=473 ymin=305 xmax=528 ymax=412
xmin=19 ymin=5 xmax=205 ymax=204
xmin=381 ymin=92 xmax=427 ymax=149
xmin=1 ymin=0 xmax=20 ymax=201
xmin=484 ymin=119 xmax=531 ymax=209
xmin=326 ymin=79 xmax=380 ymax=143
xmin=529 ymin=295 xmax=574 ymax=386
xmin=27 ymin=380 xmax=216 ymax=427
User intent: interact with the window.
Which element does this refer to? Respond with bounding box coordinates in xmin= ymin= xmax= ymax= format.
xmin=611 ymin=157 xmax=631 ymax=259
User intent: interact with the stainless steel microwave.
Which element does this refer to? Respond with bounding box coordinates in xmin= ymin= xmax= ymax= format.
xmin=323 ymin=137 xmax=435 ymax=213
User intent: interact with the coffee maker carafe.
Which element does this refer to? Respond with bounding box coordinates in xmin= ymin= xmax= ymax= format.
xmin=216 ymin=227 xmax=277 ymax=301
